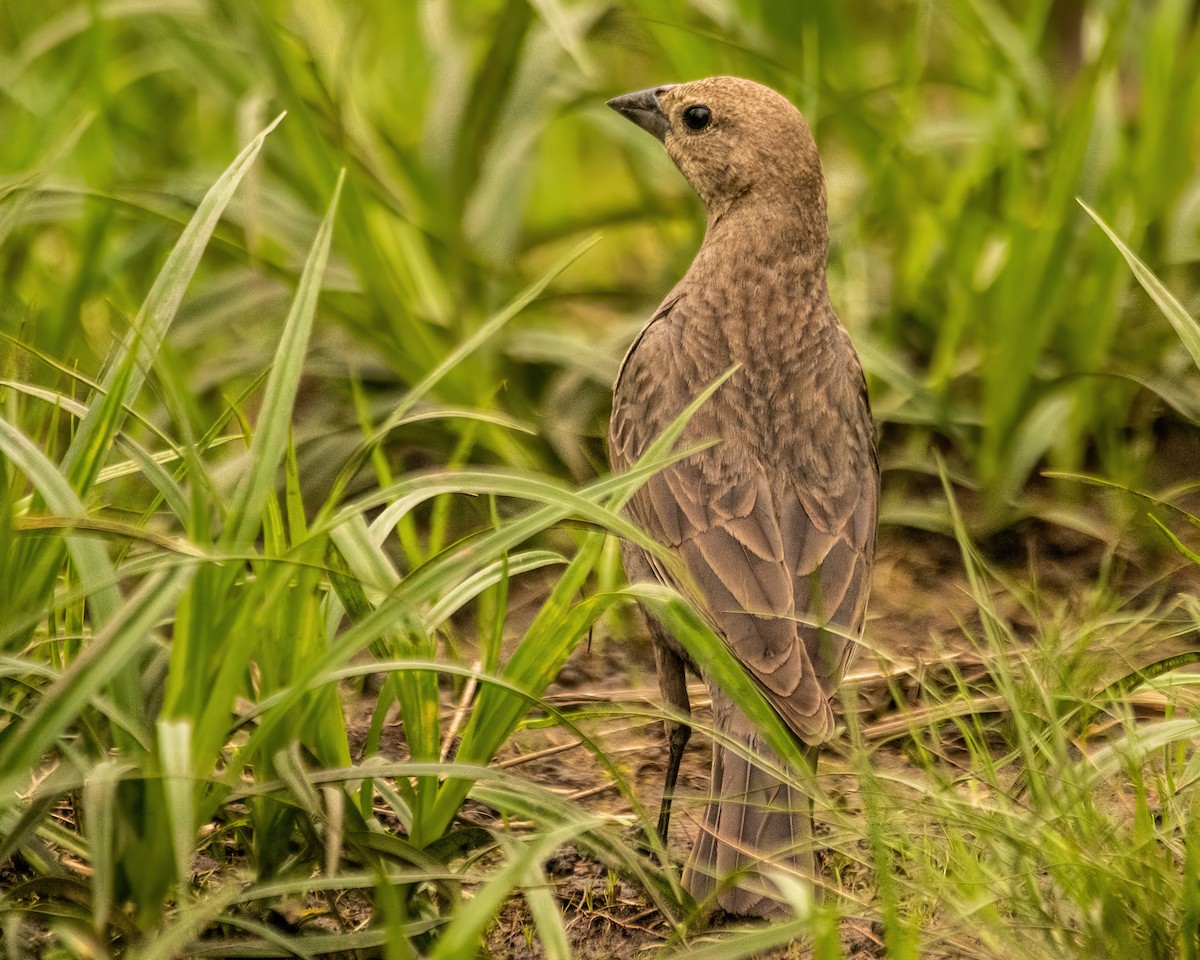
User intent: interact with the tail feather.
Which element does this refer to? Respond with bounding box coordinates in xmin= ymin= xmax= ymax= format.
xmin=682 ymin=705 xmax=818 ymax=917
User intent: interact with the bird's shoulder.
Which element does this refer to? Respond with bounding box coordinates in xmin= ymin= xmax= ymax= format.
xmin=609 ymin=292 xmax=694 ymax=469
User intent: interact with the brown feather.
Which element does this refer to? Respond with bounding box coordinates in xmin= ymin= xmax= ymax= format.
xmin=608 ymin=76 xmax=879 ymax=917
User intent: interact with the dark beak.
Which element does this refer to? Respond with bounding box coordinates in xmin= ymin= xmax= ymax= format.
xmin=607 ymin=85 xmax=674 ymax=142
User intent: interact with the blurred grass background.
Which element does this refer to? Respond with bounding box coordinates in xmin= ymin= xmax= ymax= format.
xmin=2 ymin=1 xmax=1200 ymax=957
xmin=5 ymin=0 xmax=1199 ymax=524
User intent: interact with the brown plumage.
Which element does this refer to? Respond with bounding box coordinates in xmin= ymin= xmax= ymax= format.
xmin=606 ymin=77 xmax=878 ymax=917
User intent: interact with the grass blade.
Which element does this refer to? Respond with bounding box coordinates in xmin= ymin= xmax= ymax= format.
xmin=0 ymin=565 xmax=193 ymax=796
xmin=60 ymin=113 xmax=286 ymax=492
xmin=1080 ymin=198 xmax=1200 ymax=370
xmin=224 ymin=169 xmax=344 ymax=547
xmin=0 ymin=418 xmax=120 ymax=628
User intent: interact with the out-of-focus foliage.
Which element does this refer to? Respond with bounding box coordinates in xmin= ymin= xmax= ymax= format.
xmin=4 ymin=0 xmax=1199 ymax=521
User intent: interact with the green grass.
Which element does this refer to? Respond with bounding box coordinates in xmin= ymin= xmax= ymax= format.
xmin=2 ymin=1 xmax=1200 ymax=957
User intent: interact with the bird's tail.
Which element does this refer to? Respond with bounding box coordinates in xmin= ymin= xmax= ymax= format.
xmin=682 ymin=706 xmax=819 ymax=918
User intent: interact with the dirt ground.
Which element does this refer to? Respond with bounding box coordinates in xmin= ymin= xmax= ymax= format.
xmin=337 ymin=515 xmax=1200 ymax=959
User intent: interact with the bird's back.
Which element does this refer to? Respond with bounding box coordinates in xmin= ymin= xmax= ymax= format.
xmin=610 ymin=270 xmax=877 ymax=744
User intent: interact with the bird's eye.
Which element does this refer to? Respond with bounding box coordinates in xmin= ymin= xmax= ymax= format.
xmin=682 ymin=104 xmax=711 ymax=131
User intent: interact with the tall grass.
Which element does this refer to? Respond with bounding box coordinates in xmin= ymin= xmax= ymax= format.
xmin=0 ymin=142 xmax=655 ymax=952
xmin=2 ymin=1 xmax=1199 ymax=957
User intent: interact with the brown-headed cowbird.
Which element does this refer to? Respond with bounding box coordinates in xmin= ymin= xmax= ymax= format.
xmin=607 ymin=77 xmax=878 ymax=917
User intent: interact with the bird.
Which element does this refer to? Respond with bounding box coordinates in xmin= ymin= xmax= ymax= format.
xmin=606 ymin=77 xmax=878 ymax=917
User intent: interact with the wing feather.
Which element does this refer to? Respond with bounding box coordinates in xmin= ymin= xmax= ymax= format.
xmin=610 ymin=310 xmax=877 ymax=745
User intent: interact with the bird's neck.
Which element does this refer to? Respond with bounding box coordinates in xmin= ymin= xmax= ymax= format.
xmin=669 ymin=200 xmax=835 ymax=367
xmin=698 ymin=198 xmax=829 ymax=282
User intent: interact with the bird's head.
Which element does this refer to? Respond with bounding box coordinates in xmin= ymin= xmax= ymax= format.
xmin=607 ymin=76 xmax=826 ymax=225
